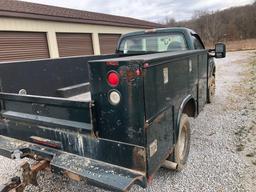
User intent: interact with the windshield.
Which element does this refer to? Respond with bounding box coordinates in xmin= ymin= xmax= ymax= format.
xmin=118 ymin=33 xmax=188 ymax=54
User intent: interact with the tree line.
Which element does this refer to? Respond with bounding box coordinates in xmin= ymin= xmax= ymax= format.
xmin=165 ymin=2 xmax=256 ymax=46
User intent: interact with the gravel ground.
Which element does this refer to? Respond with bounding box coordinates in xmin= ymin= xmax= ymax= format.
xmin=0 ymin=50 xmax=255 ymax=192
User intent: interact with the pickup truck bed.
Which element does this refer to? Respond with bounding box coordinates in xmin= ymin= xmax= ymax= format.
xmin=0 ymin=54 xmax=117 ymax=97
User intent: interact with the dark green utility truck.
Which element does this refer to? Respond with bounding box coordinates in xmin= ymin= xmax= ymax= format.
xmin=0 ymin=28 xmax=225 ymax=192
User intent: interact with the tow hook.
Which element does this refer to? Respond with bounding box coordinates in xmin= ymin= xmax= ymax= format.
xmin=0 ymin=160 xmax=49 ymax=192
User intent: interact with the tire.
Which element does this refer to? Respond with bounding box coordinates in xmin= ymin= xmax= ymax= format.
xmin=207 ymin=75 xmax=216 ymax=103
xmin=174 ymin=113 xmax=191 ymax=171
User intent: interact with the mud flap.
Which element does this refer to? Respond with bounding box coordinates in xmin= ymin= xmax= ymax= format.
xmin=0 ymin=136 xmax=146 ymax=192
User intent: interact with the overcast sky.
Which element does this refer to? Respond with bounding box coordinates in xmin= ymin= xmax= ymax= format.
xmin=21 ymin=0 xmax=254 ymax=22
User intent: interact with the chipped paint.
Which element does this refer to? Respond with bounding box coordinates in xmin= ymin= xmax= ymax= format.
xmin=132 ymin=147 xmax=146 ymax=171
xmin=77 ymin=134 xmax=85 ymax=156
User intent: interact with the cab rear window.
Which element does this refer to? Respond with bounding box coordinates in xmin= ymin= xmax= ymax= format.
xmin=118 ymin=33 xmax=188 ymax=54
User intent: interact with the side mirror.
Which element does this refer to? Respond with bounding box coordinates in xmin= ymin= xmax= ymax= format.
xmin=215 ymin=43 xmax=226 ymax=58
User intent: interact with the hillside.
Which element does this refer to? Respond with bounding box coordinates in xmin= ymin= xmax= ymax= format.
xmin=166 ymin=2 xmax=256 ymax=48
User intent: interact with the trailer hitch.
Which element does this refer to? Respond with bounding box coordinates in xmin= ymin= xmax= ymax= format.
xmin=0 ymin=160 xmax=49 ymax=192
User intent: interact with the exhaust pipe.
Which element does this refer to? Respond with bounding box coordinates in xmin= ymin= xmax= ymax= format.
xmin=162 ymin=160 xmax=178 ymax=170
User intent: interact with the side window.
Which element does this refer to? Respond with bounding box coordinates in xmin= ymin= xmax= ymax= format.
xmin=193 ymin=36 xmax=204 ymax=49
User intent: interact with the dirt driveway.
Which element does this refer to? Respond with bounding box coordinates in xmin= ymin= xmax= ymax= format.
xmin=0 ymin=50 xmax=255 ymax=192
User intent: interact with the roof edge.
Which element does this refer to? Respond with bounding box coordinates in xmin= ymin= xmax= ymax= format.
xmin=0 ymin=1 xmax=164 ymax=29
xmin=0 ymin=10 xmax=163 ymax=29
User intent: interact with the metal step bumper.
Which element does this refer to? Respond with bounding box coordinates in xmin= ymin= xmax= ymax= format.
xmin=0 ymin=135 xmax=147 ymax=192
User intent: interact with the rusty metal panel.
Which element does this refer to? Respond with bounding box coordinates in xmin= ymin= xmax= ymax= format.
xmin=0 ymin=32 xmax=49 ymax=62
xmin=56 ymin=33 xmax=94 ymax=57
xmin=0 ymin=135 xmax=147 ymax=191
xmin=99 ymin=34 xmax=121 ymax=54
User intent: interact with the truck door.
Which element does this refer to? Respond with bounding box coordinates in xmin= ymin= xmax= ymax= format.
xmin=188 ymin=56 xmax=198 ymax=100
xmin=197 ymin=53 xmax=208 ymax=112
xmin=192 ymin=36 xmax=208 ymax=113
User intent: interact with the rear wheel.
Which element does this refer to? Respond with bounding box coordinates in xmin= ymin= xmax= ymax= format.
xmin=174 ymin=113 xmax=191 ymax=171
xmin=207 ymin=75 xmax=216 ymax=103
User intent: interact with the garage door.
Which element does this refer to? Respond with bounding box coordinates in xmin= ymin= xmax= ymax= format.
xmin=99 ymin=34 xmax=121 ymax=54
xmin=56 ymin=33 xmax=94 ymax=57
xmin=0 ymin=32 xmax=49 ymax=62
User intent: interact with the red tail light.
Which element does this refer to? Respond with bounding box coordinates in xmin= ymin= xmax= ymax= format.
xmin=107 ymin=72 xmax=119 ymax=87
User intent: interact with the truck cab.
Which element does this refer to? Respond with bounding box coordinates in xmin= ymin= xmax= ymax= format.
xmin=0 ymin=28 xmax=225 ymax=192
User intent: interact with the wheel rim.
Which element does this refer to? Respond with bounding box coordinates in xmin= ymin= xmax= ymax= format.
xmin=177 ymin=125 xmax=187 ymax=160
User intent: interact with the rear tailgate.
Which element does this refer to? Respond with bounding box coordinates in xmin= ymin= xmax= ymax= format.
xmin=0 ymin=92 xmax=93 ymax=153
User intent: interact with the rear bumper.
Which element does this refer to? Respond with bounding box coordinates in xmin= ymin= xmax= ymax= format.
xmin=0 ymin=135 xmax=147 ymax=191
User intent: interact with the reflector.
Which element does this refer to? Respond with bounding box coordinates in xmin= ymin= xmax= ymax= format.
xmin=107 ymin=72 xmax=119 ymax=87
xmin=109 ymin=90 xmax=121 ymax=105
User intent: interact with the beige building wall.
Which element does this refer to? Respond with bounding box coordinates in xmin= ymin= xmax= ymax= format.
xmin=0 ymin=17 xmax=141 ymax=58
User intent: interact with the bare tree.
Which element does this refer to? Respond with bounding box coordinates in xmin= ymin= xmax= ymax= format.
xmin=163 ymin=2 xmax=256 ymax=46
